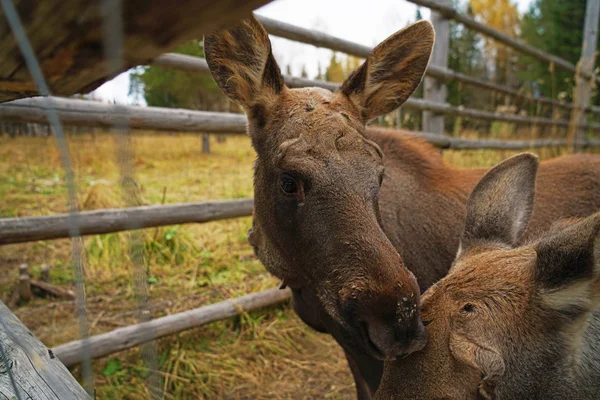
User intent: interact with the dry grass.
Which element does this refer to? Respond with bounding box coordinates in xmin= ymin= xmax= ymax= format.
xmin=0 ymin=131 xmax=591 ymax=399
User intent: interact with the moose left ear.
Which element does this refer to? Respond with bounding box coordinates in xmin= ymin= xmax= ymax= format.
xmin=534 ymin=212 xmax=600 ymax=310
xmin=339 ymin=20 xmax=434 ymax=122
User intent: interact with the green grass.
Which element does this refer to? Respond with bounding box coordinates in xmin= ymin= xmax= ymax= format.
xmin=0 ymin=131 xmax=591 ymax=399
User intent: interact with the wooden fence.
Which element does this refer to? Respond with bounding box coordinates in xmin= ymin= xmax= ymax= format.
xmin=1 ymin=0 xmax=599 ymax=396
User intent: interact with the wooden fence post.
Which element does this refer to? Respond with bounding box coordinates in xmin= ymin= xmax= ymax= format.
xmin=0 ymin=300 xmax=91 ymax=399
xmin=422 ymin=1 xmax=450 ymax=135
xmin=202 ymin=134 xmax=211 ymax=153
xmin=571 ymin=0 xmax=600 ymax=152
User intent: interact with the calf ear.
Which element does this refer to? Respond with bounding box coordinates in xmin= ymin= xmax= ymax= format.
xmin=339 ymin=20 xmax=434 ymax=122
xmin=204 ymin=14 xmax=284 ymax=111
xmin=460 ymin=153 xmax=538 ymax=253
xmin=449 ymin=331 xmax=505 ymax=398
xmin=535 ymin=213 xmax=600 ymax=313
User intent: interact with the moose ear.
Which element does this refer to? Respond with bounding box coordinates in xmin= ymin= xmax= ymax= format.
xmin=460 ymin=153 xmax=539 ymax=252
xmin=339 ymin=20 xmax=434 ymax=122
xmin=449 ymin=331 xmax=505 ymax=398
xmin=204 ymin=14 xmax=284 ymax=110
xmin=534 ymin=213 xmax=600 ymax=312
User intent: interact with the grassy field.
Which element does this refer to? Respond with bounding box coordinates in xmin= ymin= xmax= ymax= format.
xmin=0 ymin=131 xmax=587 ymax=399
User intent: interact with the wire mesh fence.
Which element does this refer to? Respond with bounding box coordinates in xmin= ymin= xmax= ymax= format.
xmin=0 ymin=0 xmax=599 ymax=398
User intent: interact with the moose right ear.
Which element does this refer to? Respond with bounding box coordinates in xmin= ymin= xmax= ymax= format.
xmin=460 ymin=153 xmax=539 ymax=253
xmin=204 ymin=14 xmax=284 ymax=110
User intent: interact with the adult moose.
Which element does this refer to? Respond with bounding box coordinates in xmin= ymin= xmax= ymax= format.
xmin=375 ymin=154 xmax=600 ymax=399
xmin=204 ymin=15 xmax=600 ymax=399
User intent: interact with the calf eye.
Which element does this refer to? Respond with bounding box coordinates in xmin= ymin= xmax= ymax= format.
xmin=460 ymin=303 xmax=475 ymax=313
xmin=280 ymin=174 xmax=298 ymax=194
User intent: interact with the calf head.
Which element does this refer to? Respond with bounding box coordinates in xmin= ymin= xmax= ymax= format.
xmin=204 ymin=15 xmax=434 ymax=358
xmin=375 ymin=153 xmax=600 ymax=399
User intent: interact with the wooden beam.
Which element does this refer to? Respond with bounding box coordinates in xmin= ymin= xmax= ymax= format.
xmin=3 ymin=94 xmax=598 ymax=136
xmin=53 ymin=287 xmax=292 ymax=367
xmin=0 ymin=198 xmax=254 ymax=245
xmin=0 ymin=300 xmax=91 ymax=399
xmin=422 ymin=0 xmax=450 ymax=135
xmin=0 ymin=0 xmax=273 ymax=103
xmin=255 ymin=15 xmax=594 ymax=113
xmin=571 ymin=0 xmax=600 ymax=152
xmin=0 ymin=97 xmax=248 ymax=133
xmin=406 ymin=0 xmax=600 ymax=85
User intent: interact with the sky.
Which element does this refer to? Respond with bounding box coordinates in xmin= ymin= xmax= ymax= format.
xmin=92 ymin=0 xmax=535 ymax=105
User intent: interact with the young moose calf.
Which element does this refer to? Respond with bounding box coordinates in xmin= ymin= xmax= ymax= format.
xmin=375 ymin=154 xmax=600 ymax=400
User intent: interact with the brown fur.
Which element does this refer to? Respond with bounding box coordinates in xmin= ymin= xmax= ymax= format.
xmin=375 ymin=156 xmax=600 ymax=399
xmin=205 ymin=15 xmax=600 ymax=399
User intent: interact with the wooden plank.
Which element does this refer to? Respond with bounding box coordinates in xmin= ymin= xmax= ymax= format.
xmin=406 ymin=0 xmax=599 ymax=85
xmin=30 ymin=280 xmax=76 ymax=300
xmin=571 ymin=0 xmax=600 ymax=152
xmin=3 ymin=94 xmax=599 ymax=134
xmin=0 ymin=198 xmax=254 ymax=245
xmin=0 ymin=0 xmax=273 ymax=103
xmin=53 ymin=287 xmax=292 ymax=367
xmin=422 ymin=0 xmax=450 ymax=135
xmin=0 ymin=300 xmax=91 ymax=399
xmin=255 ymin=16 xmax=593 ymax=113
xmin=0 ymin=97 xmax=248 ymax=133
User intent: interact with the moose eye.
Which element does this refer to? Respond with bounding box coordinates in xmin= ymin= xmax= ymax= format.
xmin=460 ymin=303 xmax=475 ymax=313
xmin=280 ymin=174 xmax=298 ymax=194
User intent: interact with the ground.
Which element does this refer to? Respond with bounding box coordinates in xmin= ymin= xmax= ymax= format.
xmin=0 ymin=131 xmax=586 ymax=399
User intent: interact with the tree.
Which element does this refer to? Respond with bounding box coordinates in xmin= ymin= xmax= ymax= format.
xmin=471 ymin=0 xmax=520 ymax=87
xmin=129 ymin=40 xmax=227 ymax=111
xmin=301 ymin=65 xmax=309 ymax=78
xmin=518 ymin=0 xmax=593 ymax=103
xmin=324 ymin=52 xmax=346 ymax=83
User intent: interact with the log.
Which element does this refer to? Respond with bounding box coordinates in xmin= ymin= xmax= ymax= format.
xmin=3 ymin=94 xmax=599 ymax=133
xmin=406 ymin=0 xmax=600 ymax=85
xmin=0 ymin=300 xmax=91 ymax=399
xmin=0 ymin=97 xmax=248 ymax=133
xmin=0 ymin=198 xmax=254 ymax=245
xmin=0 ymin=0 xmax=273 ymax=103
xmin=30 ymin=279 xmax=76 ymax=300
xmin=53 ymin=287 xmax=292 ymax=367
xmin=255 ymin=15 xmax=593 ymax=113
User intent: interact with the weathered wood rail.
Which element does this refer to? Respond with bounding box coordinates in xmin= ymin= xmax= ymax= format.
xmin=256 ymin=15 xmax=593 ymax=113
xmin=53 ymin=287 xmax=292 ymax=367
xmin=152 ymin=54 xmax=600 ymax=130
xmin=407 ymin=0 xmax=600 ymax=84
xmin=0 ymin=0 xmax=272 ymax=103
xmin=0 ymin=300 xmax=91 ymax=399
xmin=0 ymin=199 xmax=254 ymax=245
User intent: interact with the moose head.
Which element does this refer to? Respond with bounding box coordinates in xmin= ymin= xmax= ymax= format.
xmin=375 ymin=154 xmax=600 ymax=399
xmin=204 ymin=15 xmax=434 ymax=359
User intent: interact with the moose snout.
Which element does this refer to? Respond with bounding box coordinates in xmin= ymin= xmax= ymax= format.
xmin=350 ymin=289 xmax=427 ymax=360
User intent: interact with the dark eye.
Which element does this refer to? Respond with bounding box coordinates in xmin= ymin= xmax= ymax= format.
xmin=460 ymin=303 xmax=475 ymax=313
xmin=280 ymin=174 xmax=298 ymax=194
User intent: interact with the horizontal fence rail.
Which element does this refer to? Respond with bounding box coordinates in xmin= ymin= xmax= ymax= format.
xmin=0 ymin=97 xmax=598 ymax=157
xmin=0 ymin=97 xmax=248 ymax=133
xmin=0 ymin=199 xmax=254 ymax=245
xmin=255 ymin=15 xmax=593 ymax=113
xmin=153 ymin=54 xmax=599 ymax=130
xmin=407 ymin=0 xmax=600 ymax=85
xmin=53 ymin=287 xmax=292 ymax=367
